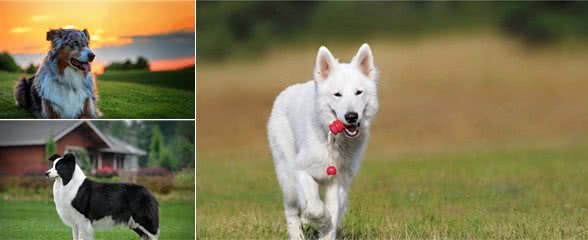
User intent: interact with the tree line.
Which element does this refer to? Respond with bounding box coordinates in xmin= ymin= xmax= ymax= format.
xmin=104 ymin=56 xmax=150 ymax=72
xmin=94 ymin=121 xmax=194 ymax=172
xmin=198 ymin=2 xmax=588 ymax=61
xmin=0 ymin=52 xmax=35 ymax=73
xmin=0 ymin=52 xmax=150 ymax=73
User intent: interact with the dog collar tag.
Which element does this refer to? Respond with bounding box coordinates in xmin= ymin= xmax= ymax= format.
xmin=329 ymin=119 xmax=346 ymax=135
xmin=326 ymin=165 xmax=337 ymax=176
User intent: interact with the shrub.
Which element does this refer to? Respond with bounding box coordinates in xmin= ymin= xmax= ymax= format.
xmin=94 ymin=166 xmax=118 ymax=178
xmin=17 ymin=176 xmax=49 ymax=190
xmin=138 ymin=167 xmax=172 ymax=177
xmin=137 ymin=176 xmax=174 ymax=194
xmin=88 ymin=176 xmax=121 ymax=183
xmin=174 ymin=169 xmax=195 ymax=190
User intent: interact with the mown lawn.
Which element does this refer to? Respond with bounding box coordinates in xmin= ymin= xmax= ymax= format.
xmin=0 ymin=70 xmax=194 ymax=119
xmin=197 ymin=146 xmax=588 ymax=239
xmin=0 ymin=201 xmax=194 ymax=240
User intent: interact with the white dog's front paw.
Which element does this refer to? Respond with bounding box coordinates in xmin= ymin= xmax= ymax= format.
xmin=300 ymin=215 xmax=311 ymax=225
xmin=303 ymin=202 xmax=327 ymax=220
xmin=289 ymin=230 xmax=305 ymax=240
xmin=319 ymin=233 xmax=336 ymax=240
xmin=318 ymin=230 xmax=336 ymax=240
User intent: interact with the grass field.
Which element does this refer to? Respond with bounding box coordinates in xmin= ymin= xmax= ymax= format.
xmin=197 ymin=34 xmax=588 ymax=239
xmin=99 ymin=68 xmax=195 ymax=91
xmin=197 ymin=146 xmax=588 ymax=239
xmin=0 ymin=201 xmax=194 ymax=240
xmin=0 ymin=69 xmax=194 ymax=119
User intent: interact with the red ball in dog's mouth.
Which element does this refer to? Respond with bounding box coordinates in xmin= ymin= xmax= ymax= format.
xmin=70 ymin=58 xmax=91 ymax=73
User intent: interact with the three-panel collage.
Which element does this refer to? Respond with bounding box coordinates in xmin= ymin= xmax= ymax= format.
xmin=1 ymin=1 xmax=588 ymax=239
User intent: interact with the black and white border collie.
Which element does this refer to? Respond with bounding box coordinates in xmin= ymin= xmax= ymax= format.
xmin=45 ymin=153 xmax=159 ymax=240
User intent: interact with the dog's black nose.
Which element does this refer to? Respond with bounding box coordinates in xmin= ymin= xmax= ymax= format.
xmin=344 ymin=112 xmax=359 ymax=124
xmin=88 ymin=53 xmax=95 ymax=62
xmin=44 ymin=172 xmax=49 ymax=177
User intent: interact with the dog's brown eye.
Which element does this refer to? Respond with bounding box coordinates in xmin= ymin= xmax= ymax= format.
xmin=355 ymin=90 xmax=363 ymax=95
xmin=333 ymin=92 xmax=342 ymax=97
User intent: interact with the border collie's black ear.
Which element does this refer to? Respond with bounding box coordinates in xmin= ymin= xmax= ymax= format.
xmin=63 ymin=153 xmax=76 ymax=163
xmin=48 ymin=154 xmax=61 ymax=162
xmin=46 ymin=29 xmax=62 ymax=41
xmin=82 ymin=29 xmax=90 ymax=42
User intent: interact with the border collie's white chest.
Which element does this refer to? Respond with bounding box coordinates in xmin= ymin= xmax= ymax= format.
xmin=53 ymin=178 xmax=86 ymax=226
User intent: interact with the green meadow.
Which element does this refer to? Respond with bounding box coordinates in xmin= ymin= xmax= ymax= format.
xmin=0 ymin=69 xmax=194 ymax=119
xmin=0 ymin=201 xmax=194 ymax=240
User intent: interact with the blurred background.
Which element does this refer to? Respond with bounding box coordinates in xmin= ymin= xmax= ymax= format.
xmin=197 ymin=2 xmax=588 ymax=239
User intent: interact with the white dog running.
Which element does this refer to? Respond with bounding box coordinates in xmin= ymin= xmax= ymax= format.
xmin=267 ymin=43 xmax=379 ymax=239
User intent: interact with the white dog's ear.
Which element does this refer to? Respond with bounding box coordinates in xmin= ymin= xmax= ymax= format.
xmin=352 ymin=43 xmax=376 ymax=80
xmin=314 ymin=46 xmax=335 ymax=82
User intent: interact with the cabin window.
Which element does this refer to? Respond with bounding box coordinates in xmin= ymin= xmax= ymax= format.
xmin=115 ymin=154 xmax=125 ymax=170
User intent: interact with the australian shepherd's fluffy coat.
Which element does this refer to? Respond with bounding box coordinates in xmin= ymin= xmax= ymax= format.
xmin=14 ymin=28 xmax=101 ymax=118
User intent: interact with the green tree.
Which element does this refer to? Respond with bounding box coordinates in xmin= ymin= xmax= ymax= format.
xmin=0 ymin=52 xmax=22 ymax=72
xmin=25 ymin=63 xmax=37 ymax=74
xmin=69 ymin=149 xmax=91 ymax=175
xmin=135 ymin=56 xmax=150 ymax=70
xmin=45 ymin=133 xmax=56 ymax=159
xmin=169 ymin=135 xmax=194 ymax=169
xmin=122 ymin=59 xmax=132 ymax=70
xmin=103 ymin=56 xmax=151 ymax=72
xmin=148 ymin=126 xmax=163 ymax=167
xmin=159 ymin=148 xmax=176 ymax=171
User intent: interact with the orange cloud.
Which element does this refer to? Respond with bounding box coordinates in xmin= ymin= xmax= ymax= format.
xmin=10 ymin=27 xmax=32 ymax=34
xmin=150 ymin=57 xmax=195 ymax=72
xmin=31 ymin=15 xmax=48 ymax=23
xmin=0 ymin=1 xmax=194 ymax=54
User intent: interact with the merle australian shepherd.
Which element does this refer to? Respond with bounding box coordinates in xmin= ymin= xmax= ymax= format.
xmin=15 ymin=28 xmax=101 ymax=118
xmin=45 ymin=153 xmax=159 ymax=240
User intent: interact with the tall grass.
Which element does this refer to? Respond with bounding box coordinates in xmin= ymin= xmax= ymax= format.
xmin=197 ymin=146 xmax=588 ymax=239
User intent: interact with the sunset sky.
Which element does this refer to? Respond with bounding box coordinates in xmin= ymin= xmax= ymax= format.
xmin=0 ymin=1 xmax=195 ymax=73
